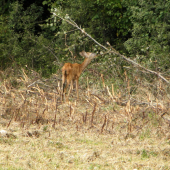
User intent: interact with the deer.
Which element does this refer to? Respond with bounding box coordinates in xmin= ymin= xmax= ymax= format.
xmin=62 ymin=51 xmax=97 ymax=101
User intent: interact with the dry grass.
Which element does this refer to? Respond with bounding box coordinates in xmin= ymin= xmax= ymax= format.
xmin=0 ymin=68 xmax=170 ymax=170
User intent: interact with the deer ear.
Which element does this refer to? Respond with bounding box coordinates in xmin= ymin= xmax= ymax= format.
xmin=79 ymin=51 xmax=88 ymax=57
xmin=79 ymin=51 xmax=96 ymax=58
xmin=89 ymin=53 xmax=96 ymax=58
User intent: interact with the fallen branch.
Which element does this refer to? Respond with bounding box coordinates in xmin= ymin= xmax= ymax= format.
xmin=53 ymin=13 xmax=169 ymax=84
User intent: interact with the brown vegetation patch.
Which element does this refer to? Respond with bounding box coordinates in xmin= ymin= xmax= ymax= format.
xmin=0 ymin=69 xmax=170 ymax=169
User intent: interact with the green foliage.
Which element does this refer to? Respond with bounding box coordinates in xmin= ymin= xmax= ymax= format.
xmin=1 ymin=0 xmax=169 ymax=80
xmin=0 ymin=2 xmax=58 ymax=77
xmin=123 ymin=0 xmax=170 ymax=73
xmin=51 ymin=0 xmax=132 ymax=54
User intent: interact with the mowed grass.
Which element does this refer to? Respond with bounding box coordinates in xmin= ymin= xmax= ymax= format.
xmin=1 ymin=122 xmax=170 ymax=170
xmin=0 ymin=69 xmax=170 ymax=169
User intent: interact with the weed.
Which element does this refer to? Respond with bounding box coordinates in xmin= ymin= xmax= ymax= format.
xmin=149 ymin=151 xmax=158 ymax=157
xmin=48 ymin=141 xmax=69 ymax=149
xmin=136 ymin=150 xmax=140 ymax=155
xmin=139 ymin=129 xmax=151 ymax=140
xmin=141 ymin=149 xmax=150 ymax=159
xmin=89 ymin=163 xmax=101 ymax=170
xmin=43 ymin=125 xmax=48 ymax=132
xmin=148 ymin=112 xmax=159 ymax=127
xmin=55 ymin=142 xmax=65 ymax=149
xmin=0 ymin=137 xmax=15 ymax=145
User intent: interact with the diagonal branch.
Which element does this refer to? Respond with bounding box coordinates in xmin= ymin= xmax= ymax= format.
xmin=53 ymin=13 xmax=169 ymax=84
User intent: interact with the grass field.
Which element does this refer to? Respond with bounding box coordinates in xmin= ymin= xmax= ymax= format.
xmin=0 ymin=69 xmax=170 ymax=170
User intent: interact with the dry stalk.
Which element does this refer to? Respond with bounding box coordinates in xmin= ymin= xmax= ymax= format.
xmin=91 ymin=103 xmax=97 ymax=127
xmin=57 ymin=81 xmax=61 ymax=92
xmin=85 ymin=98 xmax=93 ymax=107
xmin=82 ymin=110 xmax=88 ymax=124
xmin=85 ymin=110 xmax=87 ymax=124
xmin=93 ymin=95 xmax=102 ymax=104
xmin=111 ymin=120 xmax=114 ymax=130
xmin=125 ymin=100 xmax=132 ymax=133
xmin=20 ymin=92 xmax=25 ymax=101
xmin=35 ymin=107 xmax=39 ymax=124
xmin=42 ymin=107 xmax=47 ymax=115
xmin=51 ymin=93 xmax=57 ymax=110
xmin=14 ymin=108 xmax=20 ymax=121
xmin=56 ymin=81 xmax=62 ymax=101
xmin=11 ymin=92 xmax=16 ymax=102
xmin=101 ymin=74 xmax=105 ymax=88
xmin=82 ymin=113 xmax=84 ymax=124
xmin=69 ymin=104 xmax=74 ymax=120
xmin=91 ymin=94 xmax=105 ymax=103
xmin=52 ymin=113 xmax=57 ymax=129
xmin=128 ymin=79 xmax=130 ymax=97
xmin=7 ymin=112 xmax=15 ymax=128
xmin=76 ymin=124 xmax=79 ymax=131
xmin=106 ymin=86 xmax=115 ymax=102
xmin=106 ymin=114 xmax=110 ymax=131
xmin=27 ymin=80 xmax=41 ymax=88
xmin=22 ymin=68 xmax=29 ymax=83
xmin=124 ymin=71 xmax=131 ymax=97
xmin=3 ymin=80 xmax=9 ymax=94
xmin=147 ymin=93 xmax=152 ymax=105
xmin=20 ymin=119 xmax=25 ymax=128
xmin=87 ymin=77 xmax=90 ymax=97
xmin=112 ymin=84 xmax=115 ymax=98
xmin=70 ymin=104 xmax=72 ymax=117
xmin=33 ymin=85 xmax=48 ymax=104
xmin=101 ymin=114 xmax=107 ymax=133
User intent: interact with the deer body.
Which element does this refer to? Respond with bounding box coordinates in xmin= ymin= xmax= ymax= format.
xmin=62 ymin=51 xmax=96 ymax=100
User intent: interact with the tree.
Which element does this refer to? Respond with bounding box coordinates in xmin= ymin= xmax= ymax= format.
xmin=123 ymin=0 xmax=170 ymax=73
xmin=0 ymin=1 xmax=58 ymax=76
xmin=51 ymin=0 xmax=132 ymax=50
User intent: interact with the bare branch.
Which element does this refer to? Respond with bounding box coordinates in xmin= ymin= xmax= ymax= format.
xmin=53 ymin=13 xmax=169 ymax=84
xmin=53 ymin=13 xmax=108 ymax=50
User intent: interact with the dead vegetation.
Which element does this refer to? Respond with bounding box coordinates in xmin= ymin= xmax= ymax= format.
xmin=0 ymin=68 xmax=170 ymax=169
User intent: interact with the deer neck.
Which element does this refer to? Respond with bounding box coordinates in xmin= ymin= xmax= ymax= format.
xmin=80 ymin=58 xmax=92 ymax=72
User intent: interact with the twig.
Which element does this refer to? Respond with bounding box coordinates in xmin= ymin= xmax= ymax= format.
xmin=53 ymin=13 xmax=169 ymax=84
